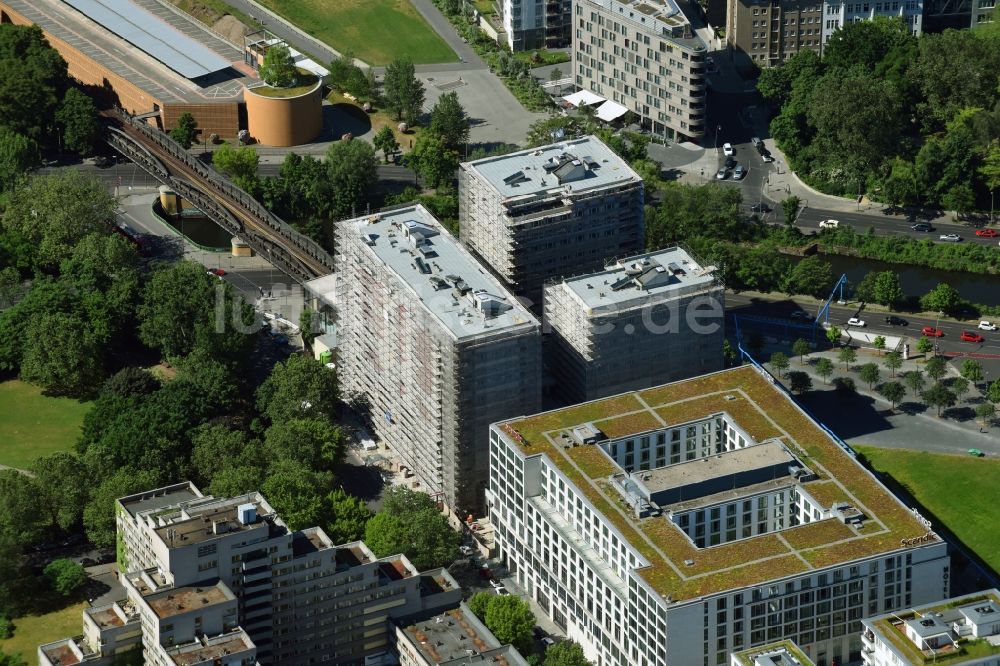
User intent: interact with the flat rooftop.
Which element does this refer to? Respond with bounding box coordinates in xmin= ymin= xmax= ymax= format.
xmin=588 ymin=0 xmax=704 ymax=48
xmin=167 ymin=628 xmax=255 ymax=666
xmin=6 ymin=0 xmax=254 ymax=106
xmin=732 ymin=640 xmax=815 ymax=666
xmin=462 ymin=135 xmax=641 ymax=201
xmin=497 ymin=366 xmax=937 ymax=600
xmin=119 ymin=482 xmax=202 ymax=518
xmin=341 ymin=205 xmax=539 ymax=340
xmin=152 ymin=499 xmax=269 ymax=547
xmin=559 ymin=246 xmax=720 ymax=310
xmin=40 ymin=639 xmax=81 ymax=665
xmin=401 ymin=606 xmax=503 ymax=663
xmin=641 ymin=440 xmax=795 ymax=495
xmin=145 ymin=581 xmax=233 ymax=619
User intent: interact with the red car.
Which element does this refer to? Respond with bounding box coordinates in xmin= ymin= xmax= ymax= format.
xmin=976 ymin=229 xmax=998 ymax=237
xmin=961 ymin=331 xmax=985 ymax=343
xmin=922 ymin=326 xmax=944 ymax=337
xmin=207 ymin=268 xmax=227 ymax=277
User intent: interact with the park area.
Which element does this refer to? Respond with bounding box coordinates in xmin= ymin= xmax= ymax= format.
xmin=0 ymin=380 xmax=90 ymax=470
xmin=256 ymin=0 xmax=458 ymax=65
xmin=0 ymin=601 xmax=88 ymax=662
xmin=857 ymin=446 xmax=1000 ymax=576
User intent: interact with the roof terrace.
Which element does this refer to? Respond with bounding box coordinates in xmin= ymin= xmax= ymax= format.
xmin=496 ymin=366 xmax=937 ymax=600
xmin=144 ymin=581 xmax=234 ymax=619
xmin=731 ymin=640 xmax=815 ymax=666
xmin=166 ymin=628 xmax=255 ymax=666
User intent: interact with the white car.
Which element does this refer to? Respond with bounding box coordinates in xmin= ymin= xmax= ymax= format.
xmin=979 ymin=321 xmax=997 ymax=331
xmin=723 ymin=142 xmax=734 ymax=156
xmin=819 ymin=219 xmax=839 ymax=229
xmin=489 ymin=579 xmax=504 ymax=589
xmin=939 ymin=233 xmax=962 ymax=242
xmin=847 ymin=317 xmax=866 ymax=327
xmin=459 ymin=545 xmax=474 ymax=556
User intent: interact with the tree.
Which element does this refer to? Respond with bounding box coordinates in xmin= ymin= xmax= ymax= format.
xmin=365 ymin=487 xmax=459 ymax=570
xmin=960 ymin=359 xmax=984 ymax=384
xmin=32 ymin=452 xmax=88 ymax=531
xmin=908 ymin=29 xmax=1000 ymax=129
xmin=722 ymin=339 xmax=738 ymax=367
xmin=833 ymin=376 xmax=856 ymax=397
xmin=84 ymin=468 xmax=161 ymax=548
xmin=468 ymin=591 xmax=492 ymax=620
xmin=916 ymin=336 xmax=934 ymax=356
xmin=364 ymin=512 xmax=410 ymax=560
xmin=212 ymin=143 xmax=259 ymax=192
xmin=782 ymin=256 xmax=833 ymax=297
xmin=792 ymin=338 xmax=811 ymax=364
xmin=976 ymin=401 xmax=996 ymax=428
xmin=1 ymin=171 xmax=116 ymax=270
xmin=373 ymin=125 xmax=398 ymax=163
xmin=884 ymin=350 xmax=903 ymax=378
xmin=0 ymin=24 xmax=69 ymax=143
xmin=904 ymin=370 xmax=925 ymax=397
xmin=873 ymin=335 xmax=886 ymax=356
xmin=259 ymin=43 xmax=297 ymax=87
xmin=788 ymin=370 xmax=812 ymax=394
xmin=20 ymin=311 xmax=104 ymax=396
xmin=261 ymin=461 xmax=331 ymax=531
xmin=920 ymin=283 xmax=962 ymax=315
xmin=383 ymin=57 xmax=425 ymax=124
xmin=922 ymin=383 xmax=956 ymax=417
xmin=324 ymin=488 xmax=372 ymax=544
xmin=878 ymin=381 xmax=906 ymax=409
xmin=326 ymin=139 xmax=378 ymax=219
xmin=816 ymin=357 xmax=834 ymax=384
xmin=56 ymin=88 xmax=100 ymax=155
xmin=264 ymin=418 xmax=345 ymax=472
xmin=207 ymin=465 xmax=263 ymax=498
xmin=822 ymin=16 xmax=915 ymax=73
xmin=43 ymin=559 xmax=87 ymax=597
xmin=989 ymin=378 xmax=1000 ymax=403
xmin=981 ymin=139 xmax=1000 ymax=221
xmin=0 ymin=469 xmax=46 ymax=547
xmin=859 ymin=362 xmax=881 ymax=389
xmin=838 ymin=346 xmax=856 ymax=370
xmin=782 ymin=195 xmax=801 ymax=226
xmin=550 ymin=67 xmax=564 ymax=83
xmin=408 ymin=132 xmax=459 ymax=189
xmin=882 ymin=158 xmax=920 ymax=208
xmin=543 ymin=641 xmax=592 ymax=666
xmin=871 ymin=272 xmax=904 ymax=308
xmin=169 ymin=112 xmax=198 ymax=149
xmin=429 ymin=91 xmax=469 ymax=150
xmin=925 ymin=356 xmax=947 ymax=383
xmin=951 ymin=376 xmax=970 ymax=402
xmin=825 ymin=326 xmax=842 ymax=346
xmin=0 ymin=127 xmax=38 ymax=191
xmin=256 ymin=353 xmax=339 ymax=424
xmin=190 ymin=424 xmax=251 ymax=486
xmin=770 ymin=351 xmax=789 ymax=377
xmin=484 ymin=595 xmax=535 ymax=654
xmin=0 ymin=650 xmax=26 ymax=666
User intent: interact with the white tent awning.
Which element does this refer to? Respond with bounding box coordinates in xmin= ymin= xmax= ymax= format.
xmin=596 ymin=100 xmax=629 ymax=122
xmin=563 ymin=89 xmax=605 ymax=107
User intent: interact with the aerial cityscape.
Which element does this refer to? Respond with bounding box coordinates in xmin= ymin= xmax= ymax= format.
xmin=0 ymin=0 xmax=996 ymax=665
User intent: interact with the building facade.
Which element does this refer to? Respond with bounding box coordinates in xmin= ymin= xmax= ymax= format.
xmin=543 ymin=247 xmax=725 ymax=402
xmin=459 ymin=136 xmax=645 ymax=305
xmin=41 ymin=482 xmax=464 ymax=666
xmin=861 ymin=590 xmax=1000 ymax=666
xmin=573 ymin=0 xmax=709 ymax=140
xmin=336 ymin=205 xmax=542 ymax=515
xmin=499 ymin=0 xmax=573 ymax=50
xmin=487 ymin=366 xmax=950 ymax=666
xmin=394 ymin=602 xmax=529 ymax=665
xmin=820 ymin=4 xmax=922 ymax=44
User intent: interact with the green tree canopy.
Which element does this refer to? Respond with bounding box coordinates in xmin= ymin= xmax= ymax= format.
xmin=324 ymin=488 xmax=372 ymax=544
xmin=430 ymin=91 xmax=469 ymax=150
xmin=468 ymin=591 xmax=492 ymax=620
xmin=264 ymin=418 xmax=345 ymax=473
xmin=0 ymin=127 xmax=39 ymax=191
xmin=920 ymin=282 xmax=963 ymax=314
xmin=961 ymin=359 xmax=984 ymax=383
xmin=260 ymin=460 xmax=333 ymax=531
xmin=169 ymin=112 xmax=198 ymax=149
xmin=884 ymin=350 xmax=903 ymax=377
xmin=213 ymin=143 xmax=259 ymax=192
xmin=769 ymin=351 xmax=789 ymax=377
xmin=542 ymin=640 xmax=592 ymax=666
xmin=859 ymin=362 xmax=881 ymax=389
xmin=32 ymin=452 xmax=88 ymax=532
xmin=84 ymin=468 xmax=162 ymax=547
xmin=365 ymin=487 xmax=459 ymax=570
xmin=823 ymin=17 xmax=915 ymax=73
xmin=259 ymin=43 xmax=297 ymax=87
xmin=407 ymin=132 xmax=459 ymax=189
xmin=782 ymin=256 xmax=833 ymax=297
xmin=484 ymin=595 xmax=535 ymax=654
xmin=922 ymin=383 xmax=956 ymax=416
xmin=256 ymin=353 xmax=339 ymax=424
xmin=788 ymin=370 xmax=812 ymax=394
xmin=43 ymin=558 xmax=86 ymax=596
xmin=904 ymin=370 xmax=925 ymax=396
xmin=838 ymin=346 xmax=857 ymax=369
xmin=878 ymin=381 xmax=906 ymax=409
xmin=326 ymin=139 xmax=378 ymax=219
xmin=815 ymin=357 xmax=834 ymax=383
xmin=373 ymin=125 xmax=399 ymax=163
xmin=20 ymin=311 xmax=104 ymax=396
xmin=925 ymin=356 xmax=948 ymax=383
xmin=56 ymin=88 xmax=100 ymax=155
xmin=0 ymin=24 xmax=68 ymax=143
xmin=383 ymin=57 xmax=425 ymax=124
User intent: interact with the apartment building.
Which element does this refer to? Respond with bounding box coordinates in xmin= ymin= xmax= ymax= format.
xmin=970 ymin=0 xmax=995 ymax=24
xmin=394 ymin=602 xmax=530 ymax=665
xmin=498 ymin=0 xmax=573 ymax=50
xmin=573 ymin=0 xmax=709 ymax=141
xmin=487 ymin=366 xmax=950 ymax=666
xmin=459 ymin=136 xmax=645 ymax=305
xmin=336 ymin=205 xmax=542 ymax=515
xmin=731 ymin=640 xmax=816 ymax=666
xmin=727 ymin=0 xmax=825 ymax=66
xmin=820 ymin=3 xmax=922 ymax=43
xmin=861 ymin=590 xmax=1000 ymax=666
xmin=41 ymin=482 xmax=464 ymax=666
xmin=543 ymin=246 xmax=725 ymax=402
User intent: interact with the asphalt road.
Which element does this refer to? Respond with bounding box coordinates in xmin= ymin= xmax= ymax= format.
xmin=794 ymin=207 xmax=993 ymax=243
xmin=705 ymin=90 xmax=773 ymax=207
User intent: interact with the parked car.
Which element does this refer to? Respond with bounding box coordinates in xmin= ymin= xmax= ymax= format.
xmin=459 ymin=545 xmax=474 ymax=556
xmin=751 ymin=137 xmax=762 ymax=148
xmin=819 ymin=219 xmax=839 ymax=229
xmin=750 ymin=203 xmax=772 ymax=213
xmin=542 ymin=637 xmax=556 ymax=646
xmin=960 ymin=331 xmax=985 ymax=343
xmin=969 ymin=448 xmax=985 ymax=457
xmin=207 ymin=268 xmax=226 ymax=277
xmin=733 ymin=165 xmax=746 ymax=180
xmin=761 ymin=153 xmax=775 ymax=163
xmin=847 ymin=317 xmax=866 ymax=327
xmin=724 ymin=156 xmax=736 ymax=169
xmin=979 ymin=321 xmax=997 ymax=331
xmin=723 ymin=143 xmax=734 ymax=156
xmin=976 ymin=229 xmax=998 ymax=237
xmin=885 ymin=315 xmax=908 ymax=326
xmin=911 ymin=223 xmax=934 ymax=232
xmin=921 ymin=326 xmax=944 ymax=337
xmin=939 ymin=233 xmax=962 ymax=242
xmin=715 ymin=167 xmax=728 ymax=180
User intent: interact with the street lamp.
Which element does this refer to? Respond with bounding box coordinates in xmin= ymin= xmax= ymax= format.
xmin=715 ymin=124 xmax=721 ymax=150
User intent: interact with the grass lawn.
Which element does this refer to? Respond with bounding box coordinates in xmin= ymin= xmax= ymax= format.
xmin=474 ymin=0 xmax=494 ymax=14
xmin=857 ymin=446 xmax=1000 ymax=574
xmin=256 ymin=0 xmax=458 ymax=65
xmin=0 ymin=380 xmax=90 ymax=470
xmin=513 ymin=49 xmax=571 ymax=67
xmin=0 ymin=601 xmax=88 ymax=660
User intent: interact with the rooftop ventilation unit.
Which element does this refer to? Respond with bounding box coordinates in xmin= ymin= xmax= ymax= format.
xmin=503 ymin=171 xmax=529 ymax=187
xmin=237 ymin=503 xmax=257 ymax=525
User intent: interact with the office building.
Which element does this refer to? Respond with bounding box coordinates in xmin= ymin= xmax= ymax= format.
xmin=543 ymin=246 xmax=725 ymax=402
xmin=336 ymin=205 xmax=542 ymax=515
xmin=459 ymin=136 xmax=645 ymax=304
xmin=40 ymin=482 xmax=464 ymax=666
xmin=498 ymin=0 xmax=573 ymax=50
xmin=488 ymin=366 xmax=950 ymax=666
xmin=861 ymin=590 xmax=1000 ymax=666
xmin=394 ymin=603 xmax=529 ymax=666
xmin=572 ymin=0 xmax=709 ymax=141
xmin=820 ymin=2 xmax=922 ymax=44
xmin=726 ymin=0 xmax=825 ymax=67
xmin=732 ymin=640 xmax=816 ymax=666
